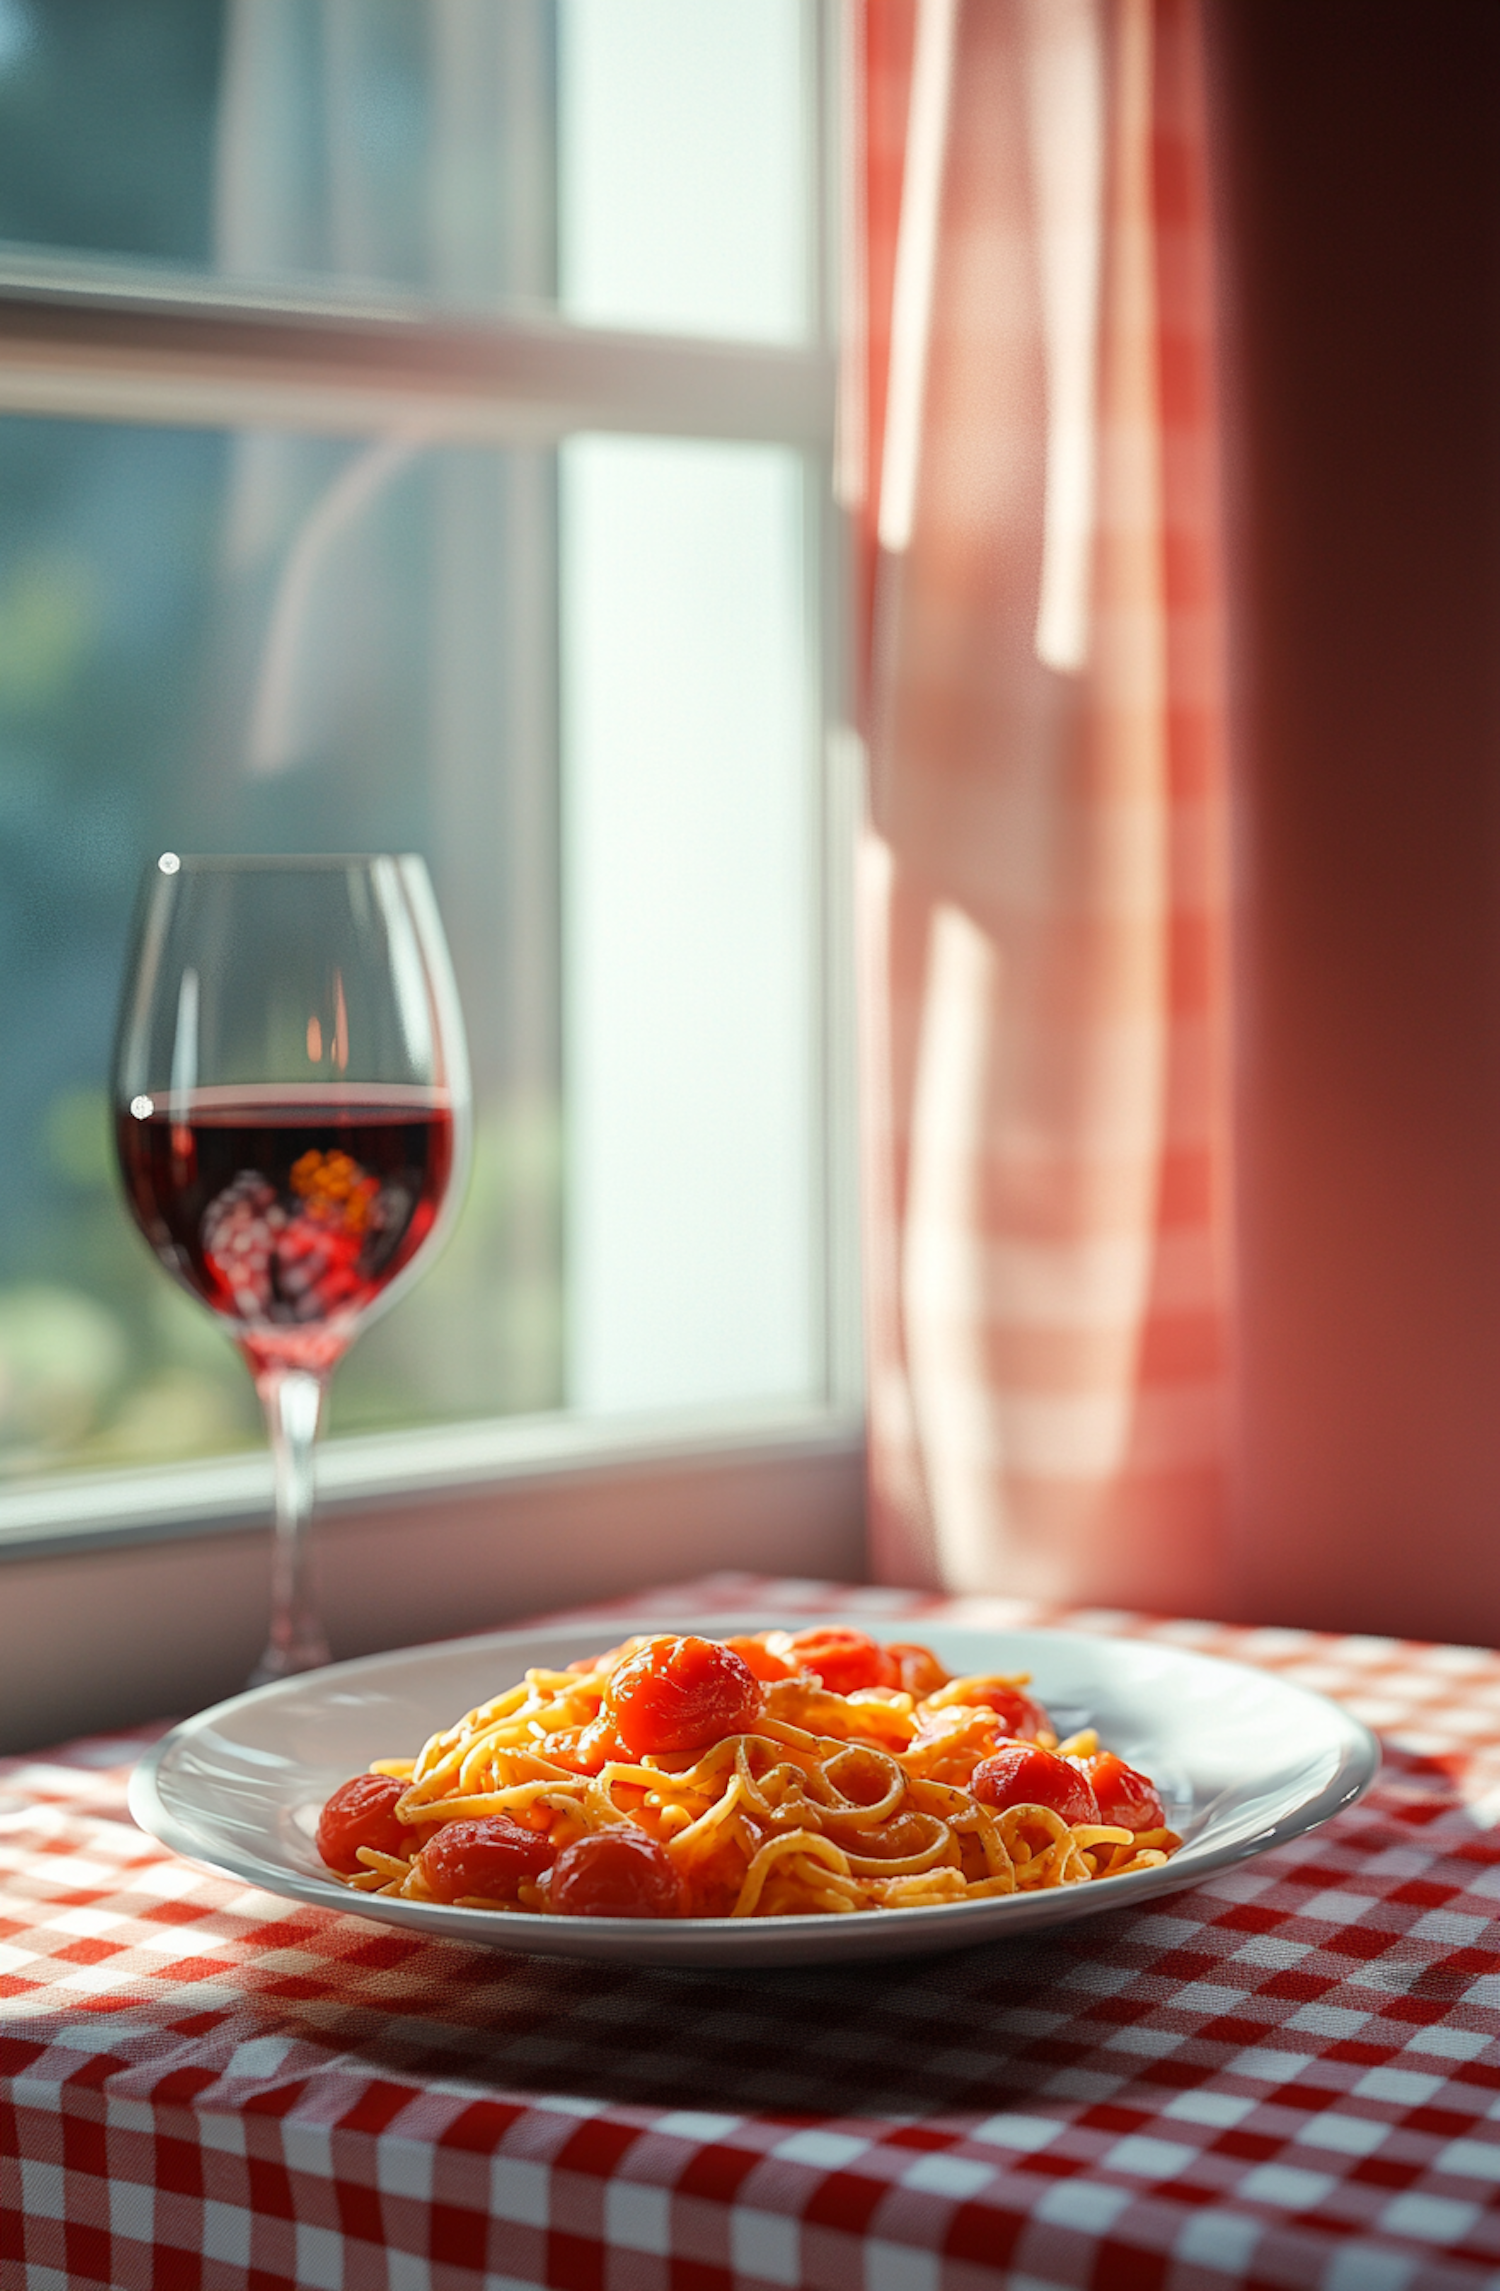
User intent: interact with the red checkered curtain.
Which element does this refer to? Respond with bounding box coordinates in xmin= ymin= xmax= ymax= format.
xmin=855 ymin=0 xmax=1232 ymax=1612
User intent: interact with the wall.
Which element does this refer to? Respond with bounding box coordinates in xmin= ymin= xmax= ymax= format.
xmin=1210 ymin=2 xmax=1500 ymax=1642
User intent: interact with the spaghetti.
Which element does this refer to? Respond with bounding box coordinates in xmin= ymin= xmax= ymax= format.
xmin=316 ymin=1628 xmax=1182 ymax=1920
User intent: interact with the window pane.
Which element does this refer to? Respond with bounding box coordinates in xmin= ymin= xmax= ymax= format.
xmin=0 ymin=0 xmax=813 ymax=343
xmin=0 ymin=412 xmax=563 ymax=1475
xmin=0 ymin=411 xmax=823 ymax=1479
xmin=558 ymin=0 xmax=811 ymax=344
xmin=561 ymin=436 xmax=816 ymax=1410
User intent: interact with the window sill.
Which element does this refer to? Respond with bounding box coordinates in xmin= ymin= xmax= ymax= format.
xmin=0 ymin=1407 xmax=867 ymax=1753
xmin=0 ymin=1401 xmax=862 ymax=1559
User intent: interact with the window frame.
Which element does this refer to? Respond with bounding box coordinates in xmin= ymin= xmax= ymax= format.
xmin=0 ymin=14 xmax=866 ymax=1741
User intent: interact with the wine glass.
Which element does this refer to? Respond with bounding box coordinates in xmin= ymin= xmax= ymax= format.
xmin=112 ymin=854 xmax=471 ymax=1687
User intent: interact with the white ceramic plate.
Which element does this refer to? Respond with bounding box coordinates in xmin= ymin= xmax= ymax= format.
xmin=130 ymin=1615 xmax=1380 ymax=1969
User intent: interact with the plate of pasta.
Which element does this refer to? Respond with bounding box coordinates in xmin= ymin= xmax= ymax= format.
xmin=130 ymin=1616 xmax=1379 ymax=1966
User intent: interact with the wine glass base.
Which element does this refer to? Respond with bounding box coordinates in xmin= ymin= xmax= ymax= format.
xmin=247 ymin=1633 xmax=333 ymax=1692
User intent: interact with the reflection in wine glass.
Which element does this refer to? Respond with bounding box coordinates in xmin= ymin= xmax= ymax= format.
xmin=113 ymin=855 xmax=471 ymax=1686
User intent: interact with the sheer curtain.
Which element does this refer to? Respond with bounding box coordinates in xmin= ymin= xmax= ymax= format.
xmin=856 ymin=0 xmax=1232 ymax=1613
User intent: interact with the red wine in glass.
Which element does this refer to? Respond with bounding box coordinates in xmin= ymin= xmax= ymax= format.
xmin=116 ymin=1085 xmax=455 ymax=1378
xmin=112 ymin=854 xmax=470 ymax=1686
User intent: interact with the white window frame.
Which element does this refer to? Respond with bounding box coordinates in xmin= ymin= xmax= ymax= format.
xmin=0 ymin=25 xmax=866 ymax=1749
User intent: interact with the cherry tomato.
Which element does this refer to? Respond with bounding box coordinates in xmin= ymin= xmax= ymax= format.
xmin=782 ymin=1628 xmax=900 ymax=1695
xmin=550 ymin=1829 xmax=685 ymax=1919
xmin=539 ymin=1713 xmax=630 ymax=1775
xmin=1081 ymin=1753 xmax=1165 ymax=1833
xmin=971 ymin=1742 xmax=1101 ymax=1826
xmin=942 ymin=1682 xmax=1050 ymax=1742
xmin=417 ymin=1815 xmax=558 ymax=1903
xmin=726 ymin=1634 xmax=795 ymax=1683
xmin=604 ymin=1637 xmax=763 ymax=1756
xmin=317 ymin=1773 xmax=409 ymax=1873
xmin=886 ymin=1642 xmax=950 ymax=1699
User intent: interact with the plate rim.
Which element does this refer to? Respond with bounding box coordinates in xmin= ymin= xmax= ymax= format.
xmin=128 ymin=1614 xmax=1382 ymax=1961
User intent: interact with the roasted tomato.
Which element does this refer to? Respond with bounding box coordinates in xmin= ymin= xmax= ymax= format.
xmin=550 ymin=1828 xmax=685 ymax=1918
xmin=417 ymin=1815 xmax=558 ymax=1903
xmin=886 ymin=1642 xmax=950 ymax=1699
xmin=1080 ymin=1752 xmax=1165 ymax=1834
xmin=726 ymin=1634 xmax=795 ymax=1683
xmin=538 ymin=1713 xmax=630 ymax=1775
xmin=604 ymin=1636 xmax=763 ymax=1756
xmin=782 ymin=1627 xmax=900 ymax=1695
xmin=971 ymin=1742 xmax=1101 ymax=1826
xmin=316 ymin=1773 xmax=408 ymax=1873
xmin=929 ymin=1680 xmax=1050 ymax=1742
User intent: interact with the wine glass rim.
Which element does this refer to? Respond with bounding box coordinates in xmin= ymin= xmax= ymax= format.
xmin=148 ymin=853 xmax=428 ymax=870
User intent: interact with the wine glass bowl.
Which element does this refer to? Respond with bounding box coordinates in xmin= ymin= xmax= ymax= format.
xmin=113 ymin=855 xmax=470 ymax=1685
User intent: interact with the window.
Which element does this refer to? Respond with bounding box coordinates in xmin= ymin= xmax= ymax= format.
xmin=0 ymin=0 xmax=861 ymax=1732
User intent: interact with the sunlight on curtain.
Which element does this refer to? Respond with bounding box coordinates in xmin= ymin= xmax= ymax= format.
xmin=858 ymin=0 xmax=1232 ymax=1612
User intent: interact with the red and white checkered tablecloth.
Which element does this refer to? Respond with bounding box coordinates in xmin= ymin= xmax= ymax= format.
xmin=5 ymin=1574 xmax=1500 ymax=2291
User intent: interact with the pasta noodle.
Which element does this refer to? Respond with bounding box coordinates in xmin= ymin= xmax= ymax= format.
xmin=316 ymin=1629 xmax=1182 ymax=1920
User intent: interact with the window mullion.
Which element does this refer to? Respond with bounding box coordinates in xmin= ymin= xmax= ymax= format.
xmin=0 ymin=276 xmax=834 ymax=448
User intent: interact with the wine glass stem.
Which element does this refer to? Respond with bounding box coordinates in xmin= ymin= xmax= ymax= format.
xmin=250 ymin=1367 xmax=331 ymax=1686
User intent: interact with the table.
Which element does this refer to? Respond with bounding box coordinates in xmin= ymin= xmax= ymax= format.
xmin=4 ymin=1574 xmax=1500 ymax=2291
